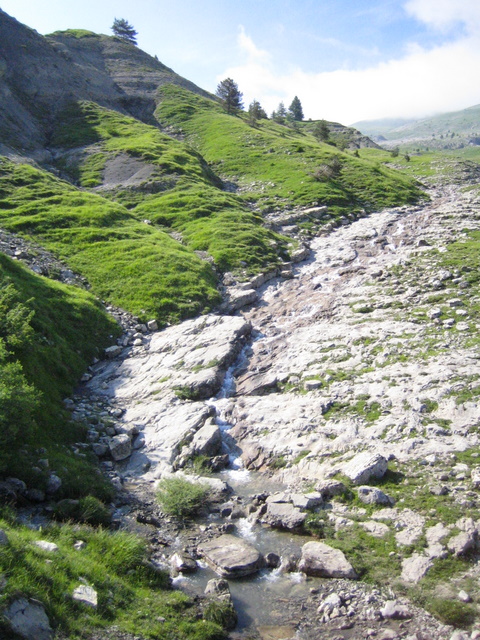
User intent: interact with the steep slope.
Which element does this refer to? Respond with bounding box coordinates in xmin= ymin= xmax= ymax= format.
xmin=0 ymin=9 xmax=211 ymax=155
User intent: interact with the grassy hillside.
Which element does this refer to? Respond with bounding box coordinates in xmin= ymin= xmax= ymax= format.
xmin=155 ymin=85 xmax=422 ymax=217
xmin=0 ymin=158 xmax=222 ymax=323
xmin=0 ymin=252 xmax=120 ymax=497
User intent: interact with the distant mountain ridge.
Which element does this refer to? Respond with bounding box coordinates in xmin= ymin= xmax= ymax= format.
xmin=353 ymin=104 xmax=480 ymax=148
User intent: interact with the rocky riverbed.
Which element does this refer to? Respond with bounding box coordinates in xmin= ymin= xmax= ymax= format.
xmin=56 ymin=177 xmax=480 ymax=639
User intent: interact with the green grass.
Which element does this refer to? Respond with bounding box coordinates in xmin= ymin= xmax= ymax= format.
xmin=0 ymin=158 xmax=220 ymax=323
xmin=156 ymin=477 xmax=209 ymax=519
xmin=155 ymin=85 xmax=422 ymax=215
xmin=0 ymin=517 xmax=224 ymax=640
xmin=0 ymin=253 xmax=117 ymax=497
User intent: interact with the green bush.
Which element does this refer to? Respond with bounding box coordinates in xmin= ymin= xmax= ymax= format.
xmin=53 ymin=495 xmax=111 ymax=525
xmin=203 ymin=601 xmax=236 ymax=631
xmin=427 ymin=598 xmax=475 ymax=628
xmin=156 ymin=477 xmax=208 ymax=518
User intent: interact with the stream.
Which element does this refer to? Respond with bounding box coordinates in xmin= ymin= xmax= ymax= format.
xmin=79 ymin=182 xmax=479 ymax=639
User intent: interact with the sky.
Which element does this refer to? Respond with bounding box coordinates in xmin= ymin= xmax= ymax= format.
xmin=1 ymin=0 xmax=480 ymax=125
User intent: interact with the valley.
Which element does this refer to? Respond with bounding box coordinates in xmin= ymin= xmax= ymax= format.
xmin=1 ymin=7 xmax=480 ymax=640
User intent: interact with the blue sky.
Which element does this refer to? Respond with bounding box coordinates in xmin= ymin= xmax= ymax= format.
xmin=2 ymin=0 xmax=480 ymax=124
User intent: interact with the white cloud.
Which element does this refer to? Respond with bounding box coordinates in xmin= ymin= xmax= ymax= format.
xmin=218 ymin=23 xmax=480 ymax=124
xmin=237 ymin=25 xmax=271 ymax=62
xmin=404 ymin=0 xmax=480 ymax=33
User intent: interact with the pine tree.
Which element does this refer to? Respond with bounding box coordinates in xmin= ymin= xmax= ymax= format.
xmin=288 ymin=96 xmax=304 ymax=121
xmin=111 ymin=18 xmax=138 ymax=45
xmin=216 ymin=78 xmax=243 ymax=114
xmin=313 ymin=120 xmax=330 ymax=142
xmin=272 ymin=101 xmax=287 ymax=124
xmin=247 ymin=99 xmax=267 ymax=126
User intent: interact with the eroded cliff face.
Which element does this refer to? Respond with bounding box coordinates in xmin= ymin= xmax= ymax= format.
xmin=0 ymin=9 xmax=211 ymax=156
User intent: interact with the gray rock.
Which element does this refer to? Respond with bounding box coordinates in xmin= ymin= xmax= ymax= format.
xmin=265 ymin=552 xmax=281 ymax=568
xmin=380 ymin=600 xmax=412 ymax=619
xmin=204 ymin=578 xmax=232 ymax=602
xmin=458 ymin=589 xmax=471 ymax=603
xmin=91 ymin=442 xmax=108 ymax=457
xmin=34 ymin=541 xmax=58 ymax=553
xmin=357 ymin=485 xmax=393 ymax=506
xmin=298 ymin=541 xmax=357 ymax=579
xmin=401 ymin=554 xmax=433 ymax=583
xmin=46 ymin=474 xmax=62 ymax=495
xmin=73 ymin=540 xmax=86 ymax=550
xmin=0 ymin=529 xmax=9 ymax=546
xmin=447 ymin=531 xmax=476 ymax=556
xmin=228 ymin=288 xmax=257 ymax=311
xmin=315 ymin=480 xmax=346 ymax=498
xmin=262 ymin=502 xmax=306 ymax=530
xmin=72 ymin=585 xmax=98 ymax=608
xmin=170 ymin=551 xmax=197 ymax=574
xmin=147 ymin=319 xmax=158 ymax=331
xmin=25 ymin=488 xmax=45 ymax=503
xmin=203 ymin=578 xmax=237 ymax=629
xmin=6 ymin=597 xmax=52 ymax=640
xmin=471 ymin=466 xmax=480 ymax=488
xmin=109 ymin=434 xmax=132 ymax=461
xmin=291 ymin=492 xmax=323 ymax=510
xmin=198 ymin=534 xmax=263 ymax=578
xmin=187 ymin=420 xmax=222 ymax=458
xmin=343 ymin=452 xmax=388 ymax=485
xmin=105 ymin=345 xmax=122 ymax=359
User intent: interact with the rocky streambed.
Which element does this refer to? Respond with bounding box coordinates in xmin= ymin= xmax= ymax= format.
xmin=62 ymin=179 xmax=480 ymax=639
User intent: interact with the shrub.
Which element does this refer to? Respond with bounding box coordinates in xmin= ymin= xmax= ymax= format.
xmin=428 ymin=598 xmax=475 ymax=628
xmin=203 ymin=601 xmax=237 ymax=630
xmin=53 ymin=495 xmax=111 ymax=525
xmin=156 ymin=477 xmax=208 ymax=518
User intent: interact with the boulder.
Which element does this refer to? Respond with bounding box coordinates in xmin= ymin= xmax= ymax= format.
xmin=46 ymin=474 xmax=62 ymax=495
xmin=265 ymin=552 xmax=281 ymax=568
xmin=262 ymin=502 xmax=306 ymax=530
xmin=228 ymin=288 xmax=258 ymax=311
xmin=170 ymin=551 xmax=197 ymax=574
xmin=291 ymin=492 xmax=323 ymax=510
xmin=356 ymin=486 xmax=393 ymax=506
xmin=5 ymin=598 xmax=52 ymax=640
xmin=380 ymin=600 xmax=412 ymax=619
xmin=343 ymin=452 xmax=388 ymax=485
xmin=204 ymin=578 xmax=237 ymax=630
xmin=471 ymin=466 xmax=480 ymax=489
xmin=447 ymin=531 xmax=476 ymax=556
xmin=105 ymin=345 xmax=122 ymax=359
xmin=401 ymin=554 xmax=433 ymax=583
xmin=205 ymin=578 xmax=231 ymax=600
xmin=198 ymin=534 xmax=263 ymax=578
xmin=109 ymin=434 xmax=132 ymax=461
xmin=72 ymin=585 xmax=98 ymax=608
xmin=187 ymin=420 xmax=222 ymax=458
xmin=315 ymin=480 xmax=346 ymax=498
xmin=298 ymin=541 xmax=357 ymax=579
xmin=0 ymin=529 xmax=9 ymax=546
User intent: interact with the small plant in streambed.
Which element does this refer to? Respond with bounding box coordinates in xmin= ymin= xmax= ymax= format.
xmin=156 ymin=476 xmax=209 ymax=518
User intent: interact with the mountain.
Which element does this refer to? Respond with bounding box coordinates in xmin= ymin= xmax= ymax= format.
xmin=350 ymin=117 xmax=416 ymax=138
xmin=353 ymin=104 xmax=480 ymax=150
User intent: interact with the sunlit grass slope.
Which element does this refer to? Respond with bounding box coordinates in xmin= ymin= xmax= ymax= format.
xmin=155 ymin=85 xmax=422 ymax=216
xmin=0 ymin=158 xmax=220 ymax=322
